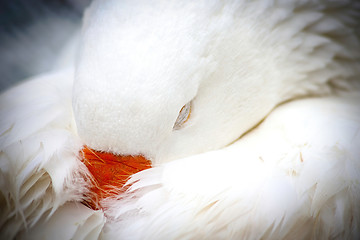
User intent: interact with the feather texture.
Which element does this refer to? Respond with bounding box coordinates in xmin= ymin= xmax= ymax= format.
xmin=0 ymin=0 xmax=359 ymax=239
xmin=0 ymin=70 xmax=90 ymax=239
xmin=101 ymin=94 xmax=360 ymax=240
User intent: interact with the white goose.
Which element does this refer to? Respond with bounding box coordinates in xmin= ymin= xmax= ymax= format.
xmin=1 ymin=0 xmax=360 ymax=239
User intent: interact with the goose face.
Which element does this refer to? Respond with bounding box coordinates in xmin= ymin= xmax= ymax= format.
xmin=73 ymin=0 xmax=287 ymax=163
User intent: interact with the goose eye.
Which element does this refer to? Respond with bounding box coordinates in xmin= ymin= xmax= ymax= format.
xmin=173 ymin=102 xmax=191 ymax=130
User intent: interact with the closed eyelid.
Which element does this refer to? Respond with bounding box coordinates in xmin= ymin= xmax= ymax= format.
xmin=173 ymin=102 xmax=191 ymax=130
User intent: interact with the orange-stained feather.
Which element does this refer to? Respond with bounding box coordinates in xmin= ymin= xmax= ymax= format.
xmin=80 ymin=146 xmax=152 ymax=210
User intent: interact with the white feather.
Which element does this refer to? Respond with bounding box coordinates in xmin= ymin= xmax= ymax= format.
xmin=0 ymin=0 xmax=359 ymax=239
xmin=19 ymin=202 xmax=105 ymax=240
xmin=102 ymin=94 xmax=360 ymax=240
xmin=0 ymin=71 xmax=90 ymax=239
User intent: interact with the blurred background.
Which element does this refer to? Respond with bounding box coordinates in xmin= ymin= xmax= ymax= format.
xmin=0 ymin=0 xmax=91 ymax=91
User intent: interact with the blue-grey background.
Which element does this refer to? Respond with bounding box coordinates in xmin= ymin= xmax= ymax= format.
xmin=0 ymin=0 xmax=90 ymax=92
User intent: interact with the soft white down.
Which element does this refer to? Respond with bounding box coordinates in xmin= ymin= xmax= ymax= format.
xmin=0 ymin=0 xmax=360 ymax=239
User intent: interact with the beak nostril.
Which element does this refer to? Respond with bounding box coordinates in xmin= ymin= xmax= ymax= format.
xmin=80 ymin=146 xmax=152 ymax=210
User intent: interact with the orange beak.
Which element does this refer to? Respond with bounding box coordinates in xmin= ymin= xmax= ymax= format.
xmin=80 ymin=146 xmax=152 ymax=210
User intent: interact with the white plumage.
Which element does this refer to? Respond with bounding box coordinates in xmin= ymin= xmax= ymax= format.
xmin=1 ymin=0 xmax=360 ymax=239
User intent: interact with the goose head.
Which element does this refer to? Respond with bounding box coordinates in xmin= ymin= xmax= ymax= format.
xmin=73 ymin=0 xmax=356 ymax=164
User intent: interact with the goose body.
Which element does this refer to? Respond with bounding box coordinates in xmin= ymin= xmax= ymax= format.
xmin=1 ymin=0 xmax=360 ymax=239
